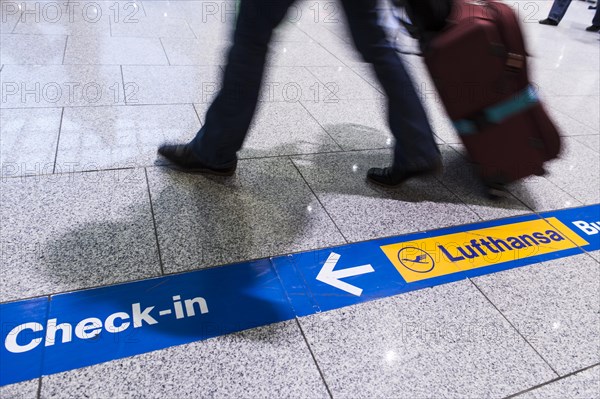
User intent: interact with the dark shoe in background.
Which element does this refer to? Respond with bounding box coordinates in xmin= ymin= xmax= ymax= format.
xmin=585 ymin=25 xmax=600 ymax=32
xmin=539 ymin=18 xmax=559 ymax=26
xmin=157 ymin=144 xmax=237 ymax=176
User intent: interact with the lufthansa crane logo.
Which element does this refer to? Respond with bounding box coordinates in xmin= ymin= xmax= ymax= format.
xmin=397 ymin=247 xmax=435 ymax=273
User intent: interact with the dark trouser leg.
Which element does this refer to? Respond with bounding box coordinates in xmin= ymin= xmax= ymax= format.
xmin=339 ymin=0 xmax=439 ymax=171
xmin=593 ymin=5 xmax=600 ymax=25
xmin=190 ymin=0 xmax=295 ymax=168
xmin=549 ymin=0 xmax=572 ymax=22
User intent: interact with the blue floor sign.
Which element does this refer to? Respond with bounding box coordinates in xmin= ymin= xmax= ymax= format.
xmin=1 ymin=204 xmax=599 ymax=386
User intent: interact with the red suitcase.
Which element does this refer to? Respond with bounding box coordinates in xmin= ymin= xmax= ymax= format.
xmin=422 ymin=0 xmax=561 ymax=191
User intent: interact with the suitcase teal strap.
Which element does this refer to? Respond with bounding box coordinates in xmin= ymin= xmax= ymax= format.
xmin=452 ymin=85 xmax=539 ymax=135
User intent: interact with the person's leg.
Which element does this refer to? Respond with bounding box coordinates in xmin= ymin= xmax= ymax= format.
xmin=547 ymin=0 xmax=573 ymax=23
xmin=339 ymin=0 xmax=440 ymax=184
xmin=160 ymin=0 xmax=295 ymax=171
xmin=587 ymin=5 xmax=600 ymax=30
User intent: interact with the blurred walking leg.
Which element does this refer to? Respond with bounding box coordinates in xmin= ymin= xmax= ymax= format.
xmin=158 ymin=0 xmax=295 ymax=173
xmin=340 ymin=0 xmax=441 ymax=186
xmin=586 ymin=5 xmax=600 ymax=30
xmin=540 ymin=0 xmax=572 ymax=25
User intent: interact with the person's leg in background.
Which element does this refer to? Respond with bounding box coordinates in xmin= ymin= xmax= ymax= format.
xmin=158 ymin=0 xmax=295 ymax=174
xmin=339 ymin=0 xmax=441 ymax=186
xmin=540 ymin=0 xmax=573 ymax=25
xmin=586 ymin=4 xmax=600 ymax=30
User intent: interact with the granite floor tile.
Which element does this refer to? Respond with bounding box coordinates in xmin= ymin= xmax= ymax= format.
xmin=301 ymin=99 xmax=393 ymax=151
xmin=292 ymin=150 xmax=480 ymax=242
xmin=546 ymin=104 xmax=599 ymax=137
xmin=526 ymin=80 xmax=555 ymax=104
xmin=12 ymin=2 xmax=112 ymax=36
xmin=110 ymin=16 xmax=195 ymax=39
xmin=160 ymin=37 xmax=229 ymax=65
xmin=473 ymin=254 xmax=600 ymax=375
xmin=0 ymin=65 xmax=125 ymax=108
xmin=64 ymin=36 xmax=168 ymax=65
xmin=349 ymin=64 xmax=384 ymax=93
xmin=0 ymin=2 xmax=21 ymax=34
xmin=543 ymin=136 xmax=600 ymax=205
xmin=121 ymin=65 xmax=221 ymax=105
xmin=39 ymin=321 xmax=329 ymax=399
xmin=269 ymin=41 xmax=344 ymax=67
xmin=0 ymin=169 xmax=161 ymax=302
xmin=141 ymin=0 xmax=189 ymax=19
xmin=259 ymin=66 xmax=324 ymax=103
xmin=572 ymin=135 xmax=600 ymax=154
xmin=0 ymin=34 xmax=66 ymax=65
xmin=97 ymin=0 xmax=146 ymax=18
xmin=179 ymin=0 xmax=237 ymax=37
xmin=56 ymin=104 xmax=200 ymax=171
xmin=306 ymin=66 xmax=384 ymax=100
xmin=547 ymin=96 xmax=600 ymax=131
xmin=0 ymin=107 xmax=62 ymax=177
xmin=295 ymin=19 xmax=348 ymax=43
xmin=293 ymin=17 xmax=359 ymax=65
xmin=312 ymin=38 xmax=369 ymax=67
xmin=588 ymin=250 xmax=600 ymax=263
xmin=272 ymin=21 xmax=313 ymax=42
xmin=423 ymin=97 xmax=460 ymax=145
xmin=319 ymin=16 xmax=352 ymax=42
xmin=0 ymin=2 xmax=598 ymax=397
xmin=0 ymin=378 xmax=39 ymax=399
xmin=437 ymin=146 xmax=533 ymax=220
xmin=195 ymin=101 xmax=341 ymax=158
xmin=524 ymin=15 xmax=600 ymax=46
xmin=525 ymin=19 xmax=597 ymax=42
xmin=508 ymin=175 xmax=583 ymax=213
xmin=517 ymin=366 xmax=600 ymax=399
xmin=146 ymin=158 xmax=346 ymax=274
xmin=188 ymin=16 xmax=235 ymax=42
xmin=535 ymin=69 xmax=600 ymax=97
xmin=529 ymin=45 xmax=600 ymax=72
xmin=299 ymin=279 xmax=556 ymax=398
xmin=289 ymin=3 xmax=348 ymax=36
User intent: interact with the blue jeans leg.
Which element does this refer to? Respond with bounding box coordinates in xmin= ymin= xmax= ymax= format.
xmin=548 ymin=0 xmax=572 ymax=23
xmin=190 ymin=0 xmax=296 ymax=168
xmin=340 ymin=0 xmax=440 ymax=170
xmin=593 ymin=5 xmax=600 ymax=26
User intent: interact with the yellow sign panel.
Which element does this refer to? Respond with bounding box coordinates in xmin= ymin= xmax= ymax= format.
xmin=380 ymin=218 xmax=588 ymax=282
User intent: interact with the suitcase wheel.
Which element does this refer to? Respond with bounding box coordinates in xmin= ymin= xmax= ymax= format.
xmin=485 ymin=185 xmax=507 ymax=200
xmin=534 ymin=167 xmax=547 ymax=176
xmin=482 ymin=179 xmax=507 ymax=200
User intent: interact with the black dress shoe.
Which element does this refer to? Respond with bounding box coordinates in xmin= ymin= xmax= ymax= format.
xmin=539 ymin=18 xmax=559 ymax=26
xmin=585 ymin=25 xmax=600 ymax=32
xmin=157 ymin=144 xmax=237 ymax=176
xmin=366 ymin=162 xmax=442 ymax=188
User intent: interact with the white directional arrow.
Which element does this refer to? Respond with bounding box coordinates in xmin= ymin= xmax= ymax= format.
xmin=316 ymin=252 xmax=375 ymax=297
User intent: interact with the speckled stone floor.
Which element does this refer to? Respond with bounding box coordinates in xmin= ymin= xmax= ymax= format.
xmin=1 ymin=0 xmax=598 ymax=398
